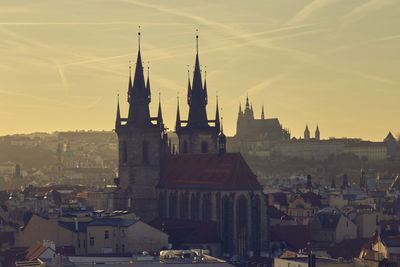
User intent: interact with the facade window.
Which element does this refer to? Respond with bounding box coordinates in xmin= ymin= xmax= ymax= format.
xmin=142 ymin=141 xmax=149 ymax=163
xmin=83 ymin=240 xmax=86 ymax=248
xmin=90 ymin=237 xmax=94 ymax=246
xmin=122 ymin=244 xmax=125 ymax=255
xmin=122 ymin=141 xmax=128 ymax=163
xmin=105 ymin=230 xmax=109 ymax=240
xmin=78 ymin=239 xmax=80 ymax=248
xmin=201 ymin=141 xmax=208 ymax=153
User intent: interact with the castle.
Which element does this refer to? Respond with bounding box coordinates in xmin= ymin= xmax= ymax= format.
xmin=113 ymin=32 xmax=268 ymax=256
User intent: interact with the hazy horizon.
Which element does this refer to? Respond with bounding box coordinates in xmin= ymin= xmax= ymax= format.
xmin=1 ymin=0 xmax=399 ymax=141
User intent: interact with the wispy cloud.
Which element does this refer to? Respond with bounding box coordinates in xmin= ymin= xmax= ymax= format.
xmin=287 ymin=0 xmax=343 ymax=25
xmin=341 ymin=0 xmax=396 ymax=23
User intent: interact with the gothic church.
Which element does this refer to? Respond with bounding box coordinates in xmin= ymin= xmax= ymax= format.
xmin=114 ymin=32 xmax=268 ymax=257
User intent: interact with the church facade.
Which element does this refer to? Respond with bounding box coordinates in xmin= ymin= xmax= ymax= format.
xmin=113 ymin=33 xmax=269 ymax=257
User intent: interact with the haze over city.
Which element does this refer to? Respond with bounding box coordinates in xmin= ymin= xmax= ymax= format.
xmin=0 ymin=0 xmax=399 ymax=140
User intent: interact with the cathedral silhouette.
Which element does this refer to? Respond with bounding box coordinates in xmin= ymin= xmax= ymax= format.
xmin=113 ymin=31 xmax=268 ymax=257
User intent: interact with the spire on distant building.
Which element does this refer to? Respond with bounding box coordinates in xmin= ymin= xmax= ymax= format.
xmin=304 ymin=125 xmax=310 ymax=140
xmin=127 ymin=30 xmax=151 ymax=126
xmin=115 ymin=93 xmax=121 ymax=129
xmin=175 ymin=96 xmax=181 ymax=132
xmin=215 ymin=96 xmax=220 ymax=133
xmin=315 ymin=125 xmax=320 ymax=140
xmin=261 ymin=104 xmax=265 ymax=120
xmin=239 ymin=103 xmax=242 ymax=114
xmin=186 ymin=31 xmax=209 ymax=128
xmin=146 ymin=63 xmax=151 ymax=103
xmin=218 ymin=116 xmax=226 ymax=155
xmin=187 ymin=68 xmax=191 ymax=105
xmin=157 ymin=91 xmax=163 ymax=128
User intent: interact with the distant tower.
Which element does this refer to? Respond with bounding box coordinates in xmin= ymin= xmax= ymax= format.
xmin=341 ymin=174 xmax=349 ymax=189
xmin=218 ymin=117 xmax=226 ymax=155
xmin=315 ymin=125 xmax=320 ymax=140
xmin=261 ymin=104 xmax=265 ymax=120
xmin=304 ymin=125 xmax=310 ymax=140
xmin=306 ymin=174 xmax=312 ymax=189
xmin=360 ymin=170 xmax=366 ymax=189
xmin=176 ymin=33 xmax=220 ymax=154
xmin=331 ymin=176 xmax=336 ymax=189
xmin=115 ymin=30 xmax=167 ymax=221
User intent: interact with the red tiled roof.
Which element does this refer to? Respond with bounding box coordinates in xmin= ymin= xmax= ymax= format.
xmin=159 ymin=153 xmax=261 ymax=190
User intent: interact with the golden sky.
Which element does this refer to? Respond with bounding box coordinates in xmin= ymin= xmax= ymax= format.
xmin=0 ymin=0 xmax=399 ymax=140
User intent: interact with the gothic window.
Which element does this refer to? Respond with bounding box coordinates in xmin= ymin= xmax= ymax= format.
xmin=180 ymin=192 xmax=188 ymax=219
xmin=251 ymin=194 xmax=261 ymax=255
xmin=183 ymin=140 xmax=188 ymax=154
xmin=236 ymin=196 xmax=248 ymax=258
xmin=201 ymin=141 xmax=208 ymax=153
xmin=190 ymin=193 xmax=199 ymax=220
xmin=221 ymin=195 xmax=233 ymax=253
xmin=142 ymin=141 xmax=149 ymax=163
xmin=202 ymin=193 xmax=211 ymax=221
xmin=122 ymin=141 xmax=128 ymax=163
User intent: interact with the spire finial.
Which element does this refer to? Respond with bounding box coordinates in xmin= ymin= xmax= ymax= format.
xmin=196 ymin=29 xmax=199 ymax=54
xmin=147 ymin=61 xmax=150 ymax=76
xmin=138 ymin=25 xmax=141 ymax=50
xmin=204 ymin=66 xmax=207 ymax=79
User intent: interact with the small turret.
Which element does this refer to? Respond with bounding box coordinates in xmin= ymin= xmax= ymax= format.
xmin=175 ymin=97 xmax=181 ymax=132
xmin=115 ymin=94 xmax=121 ymax=129
xmin=215 ymin=96 xmax=220 ymax=133
xmin=261 ymin=104 xmax=265 ymax=120
xmin=218 ymin=118 xmax=226 ymax=155
xmin=315 ymin=125 xmax=320 ymax=140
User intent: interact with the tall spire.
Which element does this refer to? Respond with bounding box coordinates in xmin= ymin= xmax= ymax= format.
xmin=146 ymin=63 xmax=151 ymax=103
xmin=175 ymin=96 xmax=181 ymax=132
xmin=215 ymin=96 xmax=220 ymax=132
xmin=315 ymin=125 xmax=320 ymax=140
xmin=239 ymin=103 xmax=242 ymax=114
xmin=127 ymin=29 xmax=151 ymax=125
xmin=127 ymin=63 xmax=132 ymax=102
xmin=261 ymin=104 xmax=265 ymax=120
xmin=187 ymin=67 xmax=191 ymax=105
xmin=115 ymin=93 xmax=121 ymax=129
xmin=187 ymin=31 xmax=208 ymax=128
xmin=246 ymin=94 xmax=250 ymax=110
xmin=157 ymin=90 xmax=163 ymax=127
xmin=203 ymin=67 xmax=208 ymax=105
xmin=304 ymin=125 xmax=310 ymax=140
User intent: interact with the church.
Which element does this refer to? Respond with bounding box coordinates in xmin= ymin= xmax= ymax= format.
xmin=113 ymin=32 xmax=269 ymax=257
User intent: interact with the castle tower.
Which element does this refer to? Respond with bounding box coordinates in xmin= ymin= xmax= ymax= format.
xmin=115 ymin=31 xmax=166 ymax=221
xmin=304 ymin=125 xmax=310 ymax=140
xmin=315 ymin=125 xmax=320 ymax=140
xmin=176 ymin=33 xmax=220 ymax=154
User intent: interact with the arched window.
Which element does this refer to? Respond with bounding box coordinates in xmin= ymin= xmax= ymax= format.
xmin=142 ymin=141 xmax=149 ymax=163
xmin=122 ymin=141 xmax=128 ymax=163
xmin=169 ymin=192 xmax=177 ymax=218
xmin=190 ymin=193 xmax=199 ymax=220
xmin=236 ymin=196 xmax=248 ymax=258
xmin=201 ymin=141 xmax=208 ymax=153
xmin=183 ymin=140 xmax=188 ymax=154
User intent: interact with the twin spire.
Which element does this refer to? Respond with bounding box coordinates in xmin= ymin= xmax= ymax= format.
xmin=116 ymin=29 xmax=162 ymax=129
xmin=177 ymin=32 xmax=220 ymax=132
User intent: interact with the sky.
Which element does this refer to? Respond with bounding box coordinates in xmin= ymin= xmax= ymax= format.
xmin=0 ymin=0 xmax=399 ymax=140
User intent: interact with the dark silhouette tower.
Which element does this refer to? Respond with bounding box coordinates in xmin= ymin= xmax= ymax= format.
xmin=304 ymin=125 xmax=310 ymax=140
xmin=315 ymin=125 xmax=320 ymax=140
xmin=115 ymin=31 xmax=166 ymax=221
xmin=176 ymin=33 xmax=220 ymax=154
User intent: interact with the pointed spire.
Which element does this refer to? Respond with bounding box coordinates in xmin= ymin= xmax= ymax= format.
xmin=315 ymin=124 xmax=320 ymax=140
xmin=146 ymin=62 xmax=151 ymax=103
xmin=138 ymin=25 xmax=141 ymax=51
xmin=215 ymin=96 xmax=220 ymax=132
xmin=218 ymin=116 xmax=226 ymax=155
xmin=304 ymin=124 xmax=310 ymax=140
xmin=246 ymin=94 xmax=250 ymax=109
xmin=115 ymin=93 xmax=121 ymax=129
xmin=203 ymin=67 xmax=208 ymax=105
xmin=175 ymin=96 xmax=181 ymax=132
xmin=196 ymin=29 xmax=199 ymax=54
xmin=157 ymin=90 xmax=163 ymax=127
xmin=239 ymin=103 xmax=242 ymax=114
xmin=187 ymin=67 xmax=192 ymax=105
xmin=261 ymin=104 xmax=265 ymax=120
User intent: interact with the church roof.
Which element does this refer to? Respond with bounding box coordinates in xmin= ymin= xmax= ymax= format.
xmin=159 ymin=153 xmax=261 ymax=190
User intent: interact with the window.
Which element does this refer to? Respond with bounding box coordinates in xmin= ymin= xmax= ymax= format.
xmin=78 ymin=239 xmax=80 ymax=248
xmin=142 ymin=141 xmax=149 ymax=163
xmin=122 ymin=244 xmax=125 ymax=255
xmin=201 ymin=141 xmax=208 ymax=153
xmin=122 ymin=141 xmax=128 ymax=163
xmin=90 ymin=237 xmax=94 ymax=246
xmin=83 ymin=240 xmax=86 ymax=248
xmin=105 ymin=230 xmax=109 ymax=240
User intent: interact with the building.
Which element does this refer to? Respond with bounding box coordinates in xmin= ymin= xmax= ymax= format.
xmin=112 ymin=32 xmax=269 ymax=257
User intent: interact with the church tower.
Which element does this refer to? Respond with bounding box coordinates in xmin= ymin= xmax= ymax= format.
xmin=115 ymin=31 xmax=166 ymax=221
xmin=304 ymin=125 xmax=310 ymax=140
xmin=315 ymin=125 xmax=320 ymax=140
xmin=176 ymin=33 xmax=220 ymax=154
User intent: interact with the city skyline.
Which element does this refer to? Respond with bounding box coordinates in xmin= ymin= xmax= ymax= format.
xmin=0 ymin=0 xmax=399 ymax=140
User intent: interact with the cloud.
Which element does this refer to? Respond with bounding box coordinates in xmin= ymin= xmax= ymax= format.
xmin=287 ymin=0 xmax=343 ymax=25
xmin=341 ymin=0 xmax=396 ymax=23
